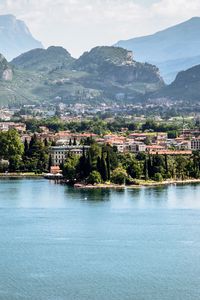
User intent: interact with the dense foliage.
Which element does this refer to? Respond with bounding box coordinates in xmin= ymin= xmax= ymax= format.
xmin=0 ymin=130 xmax=49 ymax=173
xmin=24 ymin=117 xmax=182 ymax=137
xmin=62 ymin=142 xmax=200 ymax=185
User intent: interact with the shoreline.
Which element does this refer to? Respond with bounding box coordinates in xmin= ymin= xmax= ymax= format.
xmin=0 ymin=173 xmax=43 ymax=179
xmin=74 ymin=179 xmax=200 ymax=189
xmin=1 ymin=175 xmax=200 ymax=189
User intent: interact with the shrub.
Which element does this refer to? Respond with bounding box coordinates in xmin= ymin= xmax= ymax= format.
xmin=154 ymin=172 xmax=163 ymax=182
xmin=88 ymin=171 xmax=101 ymax=185
xmin=111 ymin=167 xmax=127 ymax=185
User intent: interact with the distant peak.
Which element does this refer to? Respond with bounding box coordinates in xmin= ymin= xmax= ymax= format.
xmin=47 ymin=46 xmax=69 ymax=53
xmin=0 ymin=14 xmax=16 ymax=24
xmin=188 ymin=16 xmax=200 ymax=21
xmin=0 ymin=14 xmax=16 ymax=19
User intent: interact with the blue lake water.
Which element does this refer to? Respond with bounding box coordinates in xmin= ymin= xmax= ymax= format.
xmin=0 ymin=179 xmax=200 ymax=300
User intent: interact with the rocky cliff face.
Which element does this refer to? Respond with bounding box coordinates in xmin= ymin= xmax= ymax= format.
xmin=0 ymin=54 xmax=13 ymax=81
xmin=74 ymin=46 xmax=164 ymax=85
xmin=0 ymin=14 xmax=43 ymax=61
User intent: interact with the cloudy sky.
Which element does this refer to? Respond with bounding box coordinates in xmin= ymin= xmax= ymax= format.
xmin=0 ymin=0 xmax=199 ymax=57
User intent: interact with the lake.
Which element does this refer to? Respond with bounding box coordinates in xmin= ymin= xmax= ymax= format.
xmin=0 ymin=179 xmax=200 ymax=300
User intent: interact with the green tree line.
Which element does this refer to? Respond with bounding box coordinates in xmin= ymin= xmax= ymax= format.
xmin=62 ymin=142 xmax=200 ymax=185
xmin=0 ymin=130 xmax=50 ymax=173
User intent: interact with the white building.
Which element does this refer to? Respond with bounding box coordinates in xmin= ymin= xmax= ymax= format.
xmin=49 ymin=146 xmax=90 ymax=166
xmin=129 ymin=142 xmax=147 ymax=153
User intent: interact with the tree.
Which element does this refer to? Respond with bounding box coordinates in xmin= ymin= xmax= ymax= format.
xmin=127 ymin=158 xmax=142 ymax=179
xmin=0 ymin=129 xmax=24 ymax=171
xmin=154 ymin=172 xmax=163 ymax=182
xmin=106 ymin=151 xmax=111 ymax=181
xmin=142 ymin=120 xmax=157 ymax=132
xmin=77 ymin=147 xmax=87 ymax=179
xmin=151 ymin=154 xmax=165 ymax=178
xmin=73 ymin=137 xmax=77 ymax=146
xmin=25 ymin=134 xmax=49 ymax=172
xmin=100 ymin=153 xmax=108 ymax=182
xmin=88 ymin=171 xmax=101 ymax=184
xmin=48 ymin=155 xmax=52 ymax=171
xmin=25 ymin=119 xmax=39 ymax=132
xmin=63 ymin=155 xmax=79 ymax=181
xmin=24 ymin=138 xmax=29 ymax=157
xmin=175 ymin=156 xmax=189 ymax=180
xmin=111 ymin=167 xmax=127 ymax=185
xmin=144 ymin=157 xmax=149 ymax=181
xmin=85 ymin=151 xmax=93 ymax=177
xmin=96 ymin=156 xmax=101 ymax=174
xmin=144 ymin=137 xmax=151 ymax=145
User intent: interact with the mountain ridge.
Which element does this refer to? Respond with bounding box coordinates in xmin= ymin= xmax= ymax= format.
xmin=115 ymin=17 xmax=200 ymax=82
xmin=156 ymin=64 xmax=200 ymax=101
xmin=11 ymin=46 xmax=75 ymax=71
xmin=0 ymin=46 xmax=164 ymax=105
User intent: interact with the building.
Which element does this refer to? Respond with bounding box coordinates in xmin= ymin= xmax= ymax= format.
xmin=50 ymin=166 xmax=61 ymax=174
xmin=190 ymin=137 xmax=200 ymax=150
xmin=49 ymin=146 xmax=90 ymax=166
xmin=146 ymin=145 xmax=166 ymax=152
xmin=129 ymin=142 xmax=146 ymax=153
xmin=0 ymin=122 xmax=26 ymax=132
xmin=148 ymin=150 xmax=192 ymax=156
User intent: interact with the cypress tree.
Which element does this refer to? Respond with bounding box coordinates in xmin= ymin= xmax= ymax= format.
xmin=48 ymin=154 xmax=52 ymax=171
xmin=147 ymin=155 xmax=153 ymax=178
xmin=165 ymin=154 xmax=169 ymax=175
xmin=144 ymin=157 xmax=149 ymax=181
xmin=97 ymin=156 xmax=101 ymax=174
xmin=24 ymin=138 xmax=29 ymax=157
xmin=100 ymin=153 xmax=107 ymax=182
xmin=78 ymin=147 xmax=87 ymax=179
xmin=85 ymin=151 xmax=92 ymax=177
xmin=106 ymin=151 xmax=111 ymax=181
xmin=73 ymin=137 xmax=77 ymax=146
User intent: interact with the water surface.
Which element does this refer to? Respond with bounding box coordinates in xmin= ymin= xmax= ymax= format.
xmin=0 ymin=179 xmax=200 ymax=300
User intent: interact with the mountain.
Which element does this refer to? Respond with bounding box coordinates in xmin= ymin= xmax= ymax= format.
xmin=0 ymin=54 xmax=12 ymax=81
xmin=115 ymin=17 xmax=200 ymax=83
xmin=157 ymin=64 xmax=200 ymax=101
xmin=157 ymin=55 xmax=200 ymax=83
xmin=0 ymin=46 xmax=164 ymax=105
xmin=74 ymin=46 xmax=163 ymax=88
xmin=0 ymin=14 xmax=43 ymax=61
xmin=11 ymin=46 xmax=75 ymax=71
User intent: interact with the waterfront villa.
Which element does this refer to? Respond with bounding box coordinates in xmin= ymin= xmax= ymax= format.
xmin=50 ymin=146 xmax=90 ymax=166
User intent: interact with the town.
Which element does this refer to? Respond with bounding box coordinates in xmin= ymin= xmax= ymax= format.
xmin=1 ymin=103 xmax=200 ymax=185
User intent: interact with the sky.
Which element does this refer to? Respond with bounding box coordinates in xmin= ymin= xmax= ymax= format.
xmin=0 ymin=0 xmax=200 ymax=57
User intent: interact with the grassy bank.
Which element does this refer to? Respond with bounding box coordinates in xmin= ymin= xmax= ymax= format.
xmin=74 ymin=179 xmax=200 ymax=189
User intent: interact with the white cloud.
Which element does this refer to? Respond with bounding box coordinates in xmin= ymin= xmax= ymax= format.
xmin=0 ymin=0 xmax=199 ymax=57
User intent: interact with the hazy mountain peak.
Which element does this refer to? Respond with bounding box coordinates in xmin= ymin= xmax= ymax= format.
xmin=0 ymin=14 xmax=43 ymax=61
xmin=115 ymin=17 xmax=200 ymax=83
